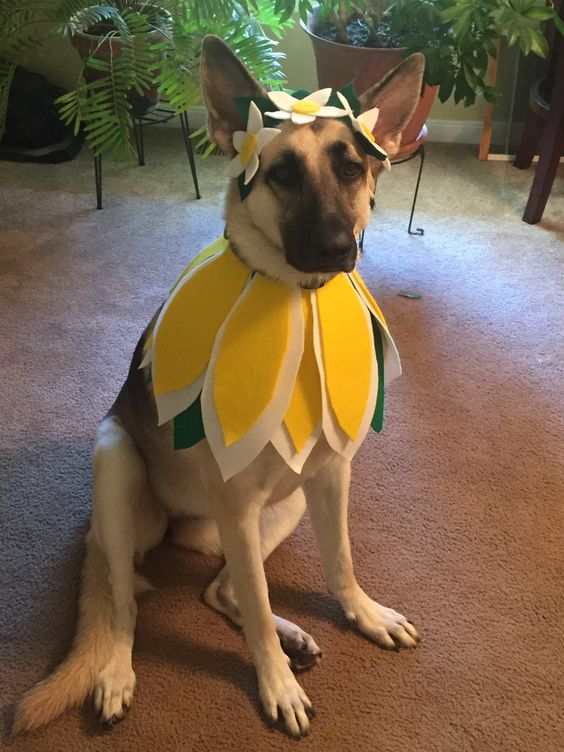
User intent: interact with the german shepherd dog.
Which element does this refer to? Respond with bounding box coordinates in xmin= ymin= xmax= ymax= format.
xmin=14 ymin=37 xmax=425 ymax=738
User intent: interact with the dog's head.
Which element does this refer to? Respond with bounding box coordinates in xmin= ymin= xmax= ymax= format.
xmin=201 ymin=36 xmax=424 ymax=288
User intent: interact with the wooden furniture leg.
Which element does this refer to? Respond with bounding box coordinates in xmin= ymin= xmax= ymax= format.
xmin=522 ymin=38 xmax=564 ymax=224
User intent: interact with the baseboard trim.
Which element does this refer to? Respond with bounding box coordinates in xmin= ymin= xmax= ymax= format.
xmin=165 ymin=108 xmax=524 ymax=149
xmin=426 ymin=118 xmax=506 ymax=144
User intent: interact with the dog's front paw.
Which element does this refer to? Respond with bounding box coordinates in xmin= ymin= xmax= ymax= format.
xmin=275 ymin=615 xmax=322 ymax=672
xmin=94 ymin=654 xmax=136 ymax=726
xmin=258 ymin=658 xmax=314 ymax=738
xmin=341 ymin=589 xmax=419 ymax=650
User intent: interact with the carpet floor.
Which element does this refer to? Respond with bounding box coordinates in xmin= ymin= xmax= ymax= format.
xmin=0 ymin=134 xmax=563 ymax=752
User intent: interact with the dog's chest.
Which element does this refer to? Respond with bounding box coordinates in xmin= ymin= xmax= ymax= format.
xmin=145 ymin=432 xmax=334 ymax=518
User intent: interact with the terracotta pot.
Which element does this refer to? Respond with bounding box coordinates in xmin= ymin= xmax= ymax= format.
xmin=70 ymin=7 xmax=170 ymax=113
xmin=302 ymin=14 xmax=436 ymax=156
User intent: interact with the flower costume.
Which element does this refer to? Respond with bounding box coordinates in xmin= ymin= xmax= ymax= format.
xmin=141 ymin=238 xmax=401 ymax=481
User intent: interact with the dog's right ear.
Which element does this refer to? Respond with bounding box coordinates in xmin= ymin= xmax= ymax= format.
xmin=201 ymin=36 xmax=268 ymax=153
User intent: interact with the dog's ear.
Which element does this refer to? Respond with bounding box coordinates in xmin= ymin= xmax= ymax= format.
xmin=359 ymin=53 xmax=425 ymax=161
xmin=201 ymin=36 xmax=268 ymax=153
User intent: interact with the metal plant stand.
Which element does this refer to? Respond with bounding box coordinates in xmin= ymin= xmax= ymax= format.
xmin=359 ymin=143 xmax=426 ymax=250
xmin=94 ymin=105 xmax=201 ymax=210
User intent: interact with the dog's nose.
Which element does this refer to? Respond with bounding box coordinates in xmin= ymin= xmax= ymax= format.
xmin=331 ymin=229 xmax=357 ymax=258
xmin=319 ymin=220 xmax=357 ymax=271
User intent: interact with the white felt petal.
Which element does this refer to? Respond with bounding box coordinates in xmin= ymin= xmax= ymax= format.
xmin=348 ymin=274 xmax=402 ymax=384
xmin=336 ymin=91 xmax=353 ymax=113
xmin=247 ymin=101 xmax=263 ymax=134
xmin=310 ymin=290 xmax=350 ymax=455
xmin=339 ymin=277 xmax=380 ymax=458
xmin=232 ymin=130 xmax=246 ymax=152
xmin=291 ymin=112 xmax=316 ymax=125
xmin=308 ymin=88 xmax=332 ymax=106
xmin=243 ymin=154 xmax=260 ymax=185
xmin=310 ymin=283 xmax=379 ymax=460
xmin=201 ymin=281 xmax=305 ymax=481
xmin=317 ymin=105 xmax=349 ymax=118
xmin=271 ymin=423 xmax=321 ymax=474
xmin=154 ymin=373 xmax=205 ymax=426
xmin=267 ymin=91 xmax=296 ymax=110
xmin=225 ymin=155 xmax=245 ymax=178
xmin=265 ymin=110 xmax=291 ymax=120
xmin=256 ymin=127 xmax=281 ymax=151
xmin=139 ymin=347 xmax=152 ymax=369
xmin=359 ymin=106 xmax=380 ymax=132
xmin=149 ymin=252 xmax=223 ymax=424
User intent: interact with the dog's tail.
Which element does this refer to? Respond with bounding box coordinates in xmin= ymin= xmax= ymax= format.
xmin=12 ymin=532 xmax=115 ymax=734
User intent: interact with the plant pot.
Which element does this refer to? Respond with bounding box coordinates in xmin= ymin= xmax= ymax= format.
xmin=70 ymin=7 xmax=171 ymax=115
xmin=302 ymin=13 xmax=437 ymax=156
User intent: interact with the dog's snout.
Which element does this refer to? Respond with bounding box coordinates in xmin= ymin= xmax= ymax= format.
xmin=327 ymin=229 xmax=356 ymax=258
xmin=318 ymin=217 xmax=357 ymax=271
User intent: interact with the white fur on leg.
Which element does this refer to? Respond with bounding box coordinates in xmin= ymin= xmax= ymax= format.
xmin=211 ymin=484 xmax=312 ymax=738
xmin=90 ymin=417 xmax=149 ymax=724
xmin=304 ymin=454 xmax=419 ymax=650
xmin=204 ymin=490 xmax=321 ymax=670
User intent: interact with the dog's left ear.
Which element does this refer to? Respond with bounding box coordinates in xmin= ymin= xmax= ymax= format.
xmin=201 ymin=36 xmax=268 ymax=153
xmin=359 ymin=53 xmax=425 ymax=162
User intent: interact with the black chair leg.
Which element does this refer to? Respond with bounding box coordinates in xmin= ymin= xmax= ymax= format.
xmin=133 ymin=117 xmax=145 ymax=166
xmin=408 ymin=144 xmax=425 ymax=236
xmin=359 ymin=229 xmax=365 ymax=250
xmin=94 ymin=153 xmax=103 ymax=210
xmin=180 ymin=110 xmax=201 ymax=199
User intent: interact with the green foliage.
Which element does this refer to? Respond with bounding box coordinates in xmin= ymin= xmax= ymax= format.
xmin=0 ymin=0 xmax=561 ymax=159
xmin=0 ymin=0 xmax=289 ymax=162
xmin=299 ymin=0 xmax=564 ymax=107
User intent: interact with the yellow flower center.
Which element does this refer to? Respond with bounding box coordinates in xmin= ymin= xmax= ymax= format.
xmin=240 ymin=133 xmax=258 ymax=166
xmin=360 ymin=122 xmax=376 ymax=143
xmin=292 ymin=99 xmax=321 ymax=115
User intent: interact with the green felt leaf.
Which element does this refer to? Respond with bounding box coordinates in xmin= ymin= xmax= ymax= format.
xmin=370 ymin=316 xmax=385 ymax=434
xmin=173 ymin=395 xmax=205 ymax=450
xmin=335 ymin=82 xmax=360 ymax=116
xmin=238 ymin=172 xmax=253 ymax=200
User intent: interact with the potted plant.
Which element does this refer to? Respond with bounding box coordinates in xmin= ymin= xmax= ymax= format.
xmin=0 ymin=0 xmax=291 ymax=162
xmin=274 ymin=0 xmax=564 ymax=151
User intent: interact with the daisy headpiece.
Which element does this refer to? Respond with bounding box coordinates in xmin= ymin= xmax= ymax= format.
xmin=227 ymin=83 xmax=390 ymax=199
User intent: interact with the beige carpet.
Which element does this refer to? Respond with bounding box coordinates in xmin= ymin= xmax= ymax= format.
xmin=1 ymin=134 xmax=563 ymax=752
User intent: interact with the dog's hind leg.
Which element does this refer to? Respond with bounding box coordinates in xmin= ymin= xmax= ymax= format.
xmin=203 ymin=489 xmax=322 ymax=671
xmin=91 ymin=416 xmax=166 ymax=726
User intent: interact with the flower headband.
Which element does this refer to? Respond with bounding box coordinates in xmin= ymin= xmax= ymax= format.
xmin=226 ymin=83 xmax=391 ymax=199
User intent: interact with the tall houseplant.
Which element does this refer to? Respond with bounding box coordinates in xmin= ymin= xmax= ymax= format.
xmin=0 ymin=0 xmax=291 ymax=161
xmin=284 ymin=0 xmax=564 ymax=105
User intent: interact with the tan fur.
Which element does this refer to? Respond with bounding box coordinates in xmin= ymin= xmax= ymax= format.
xmin=12 ymin=534 xmax=113 ymax=734
xmin=13 ymin=37 xmax=424 ymax=738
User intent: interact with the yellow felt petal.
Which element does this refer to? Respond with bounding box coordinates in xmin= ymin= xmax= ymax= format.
xmin=214 ymin=276 xmax=292 ymax=446
xmin=284 ymin=293 xmax=321 ymax=452
xmin=171 ymin=236 xmax=229 ymax=292
xmin=317 ymin=274 xmax=373 ymax=441
xmin=350 ymin=269 xmax=389 ymax=332
xmin=153 ymin=249 xmax=249 ymax=396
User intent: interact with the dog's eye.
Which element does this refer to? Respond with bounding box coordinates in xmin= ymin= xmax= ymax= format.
xmin=270 ymin=163 xmax=301 ymax=187
xmin=341 ymin=161 xmax=364 ymax=180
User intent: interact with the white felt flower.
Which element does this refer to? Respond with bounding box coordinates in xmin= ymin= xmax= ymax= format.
xmin=226 ymin=102 xmax=281 ymax=185
xmin=336 ymin=92 xmax=391 ymax=170
xmin=265 ymin=88 xmax=348 ymax=125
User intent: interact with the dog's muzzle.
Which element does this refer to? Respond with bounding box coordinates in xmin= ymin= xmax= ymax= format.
xmin=287 ymin=215 xmax=358 ymax=274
